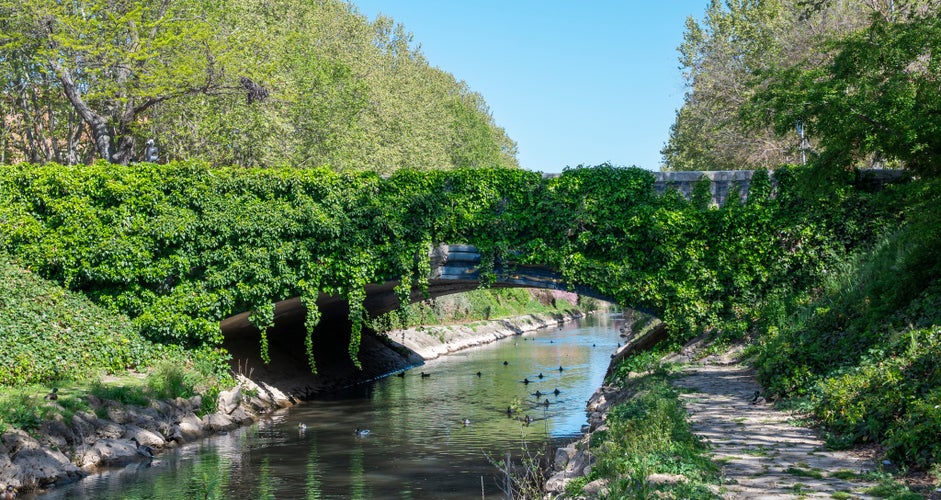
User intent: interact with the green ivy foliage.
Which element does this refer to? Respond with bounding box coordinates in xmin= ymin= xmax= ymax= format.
xmin=0 ymin=254 xmax=154 ymax=385
xmin=0 ymin=161 xmax=902 ymax=366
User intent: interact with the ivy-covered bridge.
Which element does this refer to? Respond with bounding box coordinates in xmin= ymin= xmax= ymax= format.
xmin=0 ymin=162 xmax=903 ymax=383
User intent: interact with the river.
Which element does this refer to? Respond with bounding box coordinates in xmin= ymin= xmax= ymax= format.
xmin=43 ymin=313 xmax=625 ymax=499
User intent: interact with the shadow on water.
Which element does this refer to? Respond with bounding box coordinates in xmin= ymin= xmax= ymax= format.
xmin=41 ymin=313 xmax=625 ymax=499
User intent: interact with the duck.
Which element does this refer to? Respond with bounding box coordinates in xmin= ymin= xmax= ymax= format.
xmin=506 ymin=406 xmax=513 ymax=416
xmin=44 ymin=387 xmax=58 ymax=401
xmin=537 ymin=373 xmax=544 ymax=379
xmin=1 ymin=485 xmax=15 ymax=500
xmin=420 ymin=372 xmax=431 ymax=378
xmin=475 ymin=371 xmax=482 ymax=377
xmin=523 ymin=415 xmax=533 ymax=425
xmin=461 ymin=418 xmax=471 ymax=427
xmin=558 ymin=365 xmax=564 ymax=372
xmin=503 ymin=361 xmax=509 ymax=366
xmin=522 ymin=378 xmax=531 ymax=385
xmin=354 ymin=428 xmax=370 ymax=437
xmin=130 ymin=437 xmax=155 ymax=460
xmin=298 ymin=423 xmax=307 ymax=432
xmin=543 ymin=399 xmax=550 ymax=407
xmin=395 ymin=371 xmax=405 ymax=377
xmin=553 ymin=388 xmax=561 ymax=396
xmin=532 ymin=390 xmax=543 ymax=398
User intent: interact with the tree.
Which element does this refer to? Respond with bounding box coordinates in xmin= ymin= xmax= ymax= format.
xmin=0 ymin=0 xmax=518 ymax=170
xmin=662 ymin=0 xmax=939 ymax=171
xmin=746 ymin=13 xmax=941 ymax=174
xmin=0 ymin=0 xmax=236 ymax=164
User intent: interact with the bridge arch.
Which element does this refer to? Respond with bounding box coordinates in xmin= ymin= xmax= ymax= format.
xmin=220 ymin=244 xmax=616 ymax=337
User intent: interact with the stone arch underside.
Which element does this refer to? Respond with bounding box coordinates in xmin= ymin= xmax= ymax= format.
xmin=218 ymin=245 xmax=620 ymax=398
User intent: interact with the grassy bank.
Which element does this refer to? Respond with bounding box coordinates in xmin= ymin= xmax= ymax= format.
xmin=0 ymin=254 xmax=227 ymax=432
xmin=750 ymin=179 xmax=941 ymax=472
xmin=369 ymin=288 xmax=596 ymax=332
xmin=567 ymin=350 xmax=720 ymax=498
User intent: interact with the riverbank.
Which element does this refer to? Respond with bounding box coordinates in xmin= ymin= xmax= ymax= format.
xmin=543 ymin=333 xmax=933 ymax=499
xmin=1 ymin=299 xmax=591 ymax=494
xmin=0 ymin=372 xmax=297 ymax=494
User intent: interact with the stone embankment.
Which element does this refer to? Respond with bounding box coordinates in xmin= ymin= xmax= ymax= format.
xmin=0 ymin=374 xmax=295 ymax=493
xmin=391 ymin=309 xmax=586 ymax=361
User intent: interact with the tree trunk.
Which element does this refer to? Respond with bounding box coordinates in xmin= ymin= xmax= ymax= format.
xmin=51 ymin=60 xmax=117 ymax=162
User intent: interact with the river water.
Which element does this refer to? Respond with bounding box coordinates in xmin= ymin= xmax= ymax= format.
xmin=43 ymin=313 xmax=625 ymax=499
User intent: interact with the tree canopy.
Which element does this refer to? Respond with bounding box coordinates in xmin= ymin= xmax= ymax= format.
xmin=0 ymin=0 xmax=518 ymax=172
xmin=663 ymin=0 xmax=941 ymax=174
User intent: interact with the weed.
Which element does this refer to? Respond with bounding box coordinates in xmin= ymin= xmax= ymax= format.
xmin=785 ymin=466 xmax=825 ymax=479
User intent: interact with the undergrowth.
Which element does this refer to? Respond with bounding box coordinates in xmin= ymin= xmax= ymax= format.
xmin=568 ymin=357 xmax=720 ymax=499
xmin=753 ymin=179 xmax=941 ymax=470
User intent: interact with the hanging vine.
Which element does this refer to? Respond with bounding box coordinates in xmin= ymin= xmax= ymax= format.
xmin=299 ymin=274 xmax=322 ymax=374
xmin=248 ymin=302 xmax=275 ymax=364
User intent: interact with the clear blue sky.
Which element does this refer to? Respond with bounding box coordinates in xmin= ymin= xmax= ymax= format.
xmin=350 ymin=1 xmax=707 ymax=173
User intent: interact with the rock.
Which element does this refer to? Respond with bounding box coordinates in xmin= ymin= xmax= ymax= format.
xmin=544 ymin=473 xmax=574 ymax=494
xmin=173 ymin=397 xmax=193 ymax=412
xmin=9 ymin=447 xmax=85 ymax=487
xmin=217 ymin=386 xmax=242 ymax=414
xmin=229 ymin=407 xmax=255 ymax=425
xmin=582 ymin=478 xmax=609 ymax=496
xmin=96 ymin=421 xmax=125 ymax=440
xmin=189 ymin=395 xmax=203 ymax=411
xmin=202 ymin=413 xmax=237 ymax=432
xmin=123 ymin=425 xmax=165 ymax=449
xmin=70 ymin=413 xmax=98 ymax=443
xmin=79 ymin=439 xmax=139 ymax=469
xmin=39 ymin=419 xmax=76 ymax=448
xmin=646 ymin=473 xmax=686 ymax=486
xmin=1 ymin=429 xmax=41 ymax=454
xmin=554 ymin=445 xmax=575 ymax=471
xmin=177 ymin=416 xmax=204 ymax=441
xmin=105 ymin=403 xmax=130 ymax=424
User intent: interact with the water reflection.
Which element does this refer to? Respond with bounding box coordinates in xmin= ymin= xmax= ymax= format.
xmin=41 ymin=314 xmax=623 ymax=499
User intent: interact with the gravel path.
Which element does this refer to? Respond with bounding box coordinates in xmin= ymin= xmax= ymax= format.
xmin=673 ymin=358 xmax=880 ymax=499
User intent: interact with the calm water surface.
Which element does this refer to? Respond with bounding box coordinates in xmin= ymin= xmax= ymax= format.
xmin=43 ymin=313 xmax=625 ymax=499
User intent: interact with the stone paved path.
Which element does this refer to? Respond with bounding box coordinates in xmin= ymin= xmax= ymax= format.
xmin=673 ymin=359 xmax=880 ymax=499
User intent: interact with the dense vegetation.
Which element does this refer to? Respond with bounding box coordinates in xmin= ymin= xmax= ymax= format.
xmin=0 ymin=0 xmax=517 ymax=172
xmin=665 ymin=0 xmax=941 ymax=172
xmin=0 ymin=253 xmax=222 ymax=432
xmin=4 ymin=160 xmax=936 ymax=470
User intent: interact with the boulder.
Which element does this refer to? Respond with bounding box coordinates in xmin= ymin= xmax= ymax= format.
xmin=217 ymin=386 xmax=242 ymax=414
xmin=9 ymin=447 xmax=85 ymax=487
xmin=202 ymin=413 xmax=237 ymax=432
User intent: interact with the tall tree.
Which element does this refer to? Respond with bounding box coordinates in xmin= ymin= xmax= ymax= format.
xmin=1 ymin=0 xmax=233 ymax=164
xmin=746 ymin=12 xmax=941 ymax=174
xmin=661 ymin=0 xmax=940 ymax=171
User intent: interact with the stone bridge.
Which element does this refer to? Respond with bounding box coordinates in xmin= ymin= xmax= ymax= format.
xmin=219 ymin=243 xmax=614 ymax=395
xmin=221 ymin=244 xmax=611 ymax=336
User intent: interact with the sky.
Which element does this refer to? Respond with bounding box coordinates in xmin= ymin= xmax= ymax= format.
xmin=350 ymin=1 xmax=708 ymax=173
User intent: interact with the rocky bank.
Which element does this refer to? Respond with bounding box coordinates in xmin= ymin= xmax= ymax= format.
xmin=0 ymin=374 xmax=295 ymax=494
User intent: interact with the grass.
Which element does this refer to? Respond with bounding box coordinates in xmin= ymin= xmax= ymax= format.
xmin=567 ymin=356 xmax=721 ymax=499
xmin=785 ymin=466 xmax=825 ymax=479
xmin=0 ymin=254 xmax=234 ymax=434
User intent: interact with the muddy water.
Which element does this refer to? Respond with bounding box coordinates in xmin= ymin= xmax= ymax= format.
xmin=43 ymin=313 xmax=625 ymax=499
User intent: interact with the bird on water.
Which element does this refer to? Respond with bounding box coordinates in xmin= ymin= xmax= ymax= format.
xmin=1 ymin=484 xmax=15 ymax=500
xmin=354 ymin=428 xmax=370 ymax=437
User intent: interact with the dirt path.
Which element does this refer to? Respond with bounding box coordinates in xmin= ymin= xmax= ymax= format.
xmin=673 ymin=356 xmax=880 ymax=499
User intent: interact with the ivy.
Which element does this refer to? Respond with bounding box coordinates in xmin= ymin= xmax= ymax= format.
xmin=0 ymin=161 xmax=905 ymax=374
